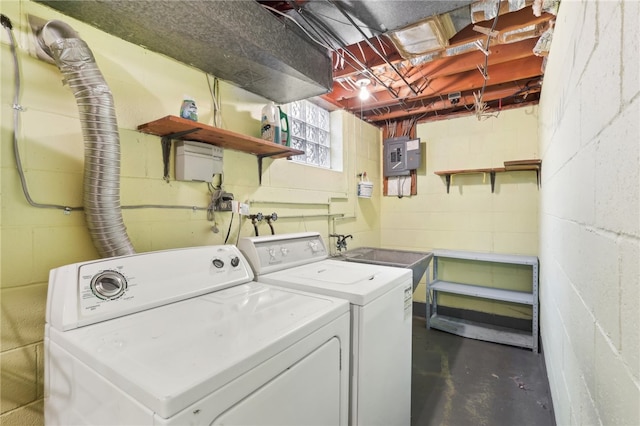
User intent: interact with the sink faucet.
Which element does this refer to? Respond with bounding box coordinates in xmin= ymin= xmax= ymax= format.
xmin=330 ymin=234 xmax=353 ymax=252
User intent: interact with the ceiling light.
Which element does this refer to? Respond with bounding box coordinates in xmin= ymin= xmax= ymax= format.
xmin=356 ymin=78 xmax=371 ymax=101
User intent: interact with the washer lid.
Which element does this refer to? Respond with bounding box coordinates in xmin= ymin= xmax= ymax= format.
xmin=258 ymin=259 xmax=412 ymax=305
xmin=48 ymin=282 xmax=349 ymax=419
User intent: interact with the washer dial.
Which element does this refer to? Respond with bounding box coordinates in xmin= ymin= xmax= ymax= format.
xmin=90 ymin=270 xmax=127 ymax=300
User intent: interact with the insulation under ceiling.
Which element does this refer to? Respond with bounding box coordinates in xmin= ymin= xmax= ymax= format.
xmin=36 ymin=0 xmax=334 ymax=103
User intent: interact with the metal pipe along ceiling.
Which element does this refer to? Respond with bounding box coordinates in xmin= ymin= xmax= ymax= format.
xmin=37 ymin=20 xmax=136 ymax=258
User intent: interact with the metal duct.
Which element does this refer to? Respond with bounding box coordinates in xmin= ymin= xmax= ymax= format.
xmin=37 ymin=20 xmax=136 ymax=258
xmin=35 ymin=1 xmax=333 ymax=103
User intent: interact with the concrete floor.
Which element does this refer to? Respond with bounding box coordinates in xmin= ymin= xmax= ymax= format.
xmin=411 ymin=317 xmax=555 ymax=426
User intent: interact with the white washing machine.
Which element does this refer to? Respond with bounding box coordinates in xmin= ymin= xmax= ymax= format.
xmin=44 ymin=244 xmax=350 ymax=425
xmin=238 ymin=232 xmax=413 ymax=426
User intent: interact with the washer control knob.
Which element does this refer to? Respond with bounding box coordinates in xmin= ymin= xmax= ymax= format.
xmin=268 ymin=247 xmax=277 ymax=261
xmin=91 ymin=270 xmax=127 ymax=300
xmin=230 ymin=256 xmax=240 ymax=267
xmin=308 ymin=240 xmax=319 ymax=253
xmin=212 ymin=258 xmax=225 ymax=268
xmin=280 ymin=247 xmax=289 ymax=256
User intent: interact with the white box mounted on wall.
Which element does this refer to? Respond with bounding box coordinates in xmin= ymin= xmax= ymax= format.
xmin=175 ymin=141 xmax=223 ymax=181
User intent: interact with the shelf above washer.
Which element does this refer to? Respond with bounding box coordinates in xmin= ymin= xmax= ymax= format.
xmin=137 ymin=115 xmax=304 ymax=184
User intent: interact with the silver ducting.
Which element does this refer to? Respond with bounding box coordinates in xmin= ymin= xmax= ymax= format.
xmin=36 ymin=1 xmax=333 ymax=104
xmin=38 ymin=20 xmax=135 ymax=258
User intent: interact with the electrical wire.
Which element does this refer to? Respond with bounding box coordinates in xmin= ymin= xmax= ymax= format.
xmin=307 ymin=9 xmax=383 ymax=33
xmin=268 ymin=0 xmax=386 ymax=97
xmin=224 ymin=213 xmax=234 ymax=244
xmin=206 ymin=74 xmax=222 ymax=128
xmin=2 ymin=13 xmax=223 ymax=215
xmin=474 ymin=0 xmax=502 ymax=120
xmin=261 ymin=4 xmax=335 ymax=51
xmin=236 ymin=215 xmax=242 ymax=245
xmin=283 ymin=1 xmax=401 ymax=101
xmin=400 ymin=176 xmax=409 ymax=199
xmin=328 ymin=0 xmax=419 ymax=97
xmin=3 ymin=14 xmax=82 ymax=212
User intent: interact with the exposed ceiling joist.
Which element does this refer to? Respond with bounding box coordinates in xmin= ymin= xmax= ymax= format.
xmin=286 ymin=1 xmax=557 ymax=125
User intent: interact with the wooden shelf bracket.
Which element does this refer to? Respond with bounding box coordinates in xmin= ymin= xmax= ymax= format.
xmin=160 ymin=128 xmax=199 ymax=182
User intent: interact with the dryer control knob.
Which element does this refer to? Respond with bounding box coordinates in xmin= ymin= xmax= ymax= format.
xmin=212 ymin=258 xmax=225 ymax=268
xmin=230 ymin=256 xmax=240 ymax=267
xmin=90 ymin=270 xmax=127 ymax=300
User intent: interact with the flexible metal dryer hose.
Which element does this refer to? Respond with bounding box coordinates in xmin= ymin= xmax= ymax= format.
xmin=38 ymin=20 xmax=135 ymax=258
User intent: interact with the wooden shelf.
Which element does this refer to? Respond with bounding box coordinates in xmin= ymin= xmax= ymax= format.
xmin=137 ymin=115 xmax=304 ymax=183
xmin=434 ymin=159 xmax=541 ymax=193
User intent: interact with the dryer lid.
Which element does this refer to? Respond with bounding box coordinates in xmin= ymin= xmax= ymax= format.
xmin=48 ymin=282 xmax=349 ymax=419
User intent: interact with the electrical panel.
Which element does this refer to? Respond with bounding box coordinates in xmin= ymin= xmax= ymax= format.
xmin=175 ymin=140 xmax=223 ymax=181
xmin=383 ymin=137 xmax=421 ymax=177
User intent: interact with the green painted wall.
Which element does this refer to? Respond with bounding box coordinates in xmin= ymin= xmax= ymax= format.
xmin=0 ymin=1 xmax=381 ymax=423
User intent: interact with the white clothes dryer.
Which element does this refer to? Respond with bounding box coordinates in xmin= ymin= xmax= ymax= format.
xmin=44 ymin=244 xmax=350 ymax=425
xmin=238 ymin=232 xmax=413 ymax=426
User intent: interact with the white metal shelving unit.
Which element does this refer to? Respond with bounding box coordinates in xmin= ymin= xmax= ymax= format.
xmin=426 ymin=249 xmax=539 ymax=352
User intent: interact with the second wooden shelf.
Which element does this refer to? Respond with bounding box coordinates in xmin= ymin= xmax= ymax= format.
xmin=434 ymin=159 xmax=541 ymax=193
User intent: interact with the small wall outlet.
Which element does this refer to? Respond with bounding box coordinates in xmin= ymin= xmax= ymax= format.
xmin=230 ymin=201 xmax=250 ymax=215
xmin=217 ymin=200 xmax=233 ymax=211
xmin=215 ymin=192 xmax=233 ymax=211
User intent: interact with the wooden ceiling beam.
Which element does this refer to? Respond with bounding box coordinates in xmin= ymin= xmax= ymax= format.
xmin=361 ymin=80 xmax=542 ymax=122
xmin=331 ymin=8 xmax=552 ymax=79
xmin=327 ymin=39 xmax=540 ymax=102
xmin=332 ymin=40 xmax=403 ymax=79
xmin=405 ymin=38 xmax=539 ymax=82
xmin=325 ymin=55 xmax=544 ymax=110
xmin=310 ymin=3 xmax=554 ymax=123
xmin=451 ymin=8 xmax=553 ymax=44
xmin=415 ymin=98 xmax=540 ymax=124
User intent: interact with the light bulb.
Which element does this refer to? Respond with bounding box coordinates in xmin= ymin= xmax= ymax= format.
xmin=358 ymin=84 xmax=370 ymax=100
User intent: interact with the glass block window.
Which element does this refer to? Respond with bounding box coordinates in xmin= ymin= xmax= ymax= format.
xmin=286 ymin=100 xmax=331 ymax=169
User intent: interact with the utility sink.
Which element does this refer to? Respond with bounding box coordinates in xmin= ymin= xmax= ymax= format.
xmin=339 ymin=247 xmax=433 ymax=291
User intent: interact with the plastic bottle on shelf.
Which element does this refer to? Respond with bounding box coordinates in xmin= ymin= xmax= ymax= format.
xmin=278 ymin=106 xmax=290 ymax=146
xmin=261 ymin=102 xmax=280 ymax=144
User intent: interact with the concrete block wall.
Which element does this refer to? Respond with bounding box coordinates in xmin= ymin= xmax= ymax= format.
xmin=383 ymin=108 xmax=540 ymax=312
xmin=538 ymin=0 xmax=640 ymax=424
xmin=0 ymin=2 xmax=381 ymax=424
